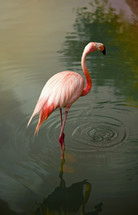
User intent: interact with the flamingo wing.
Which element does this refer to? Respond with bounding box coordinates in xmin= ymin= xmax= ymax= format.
xmin=27 ymin=71 xmax=84 ymax=133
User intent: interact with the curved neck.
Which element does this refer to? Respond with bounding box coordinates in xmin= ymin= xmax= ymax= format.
xmin=81 ymin=51 xmax=92 ymax=96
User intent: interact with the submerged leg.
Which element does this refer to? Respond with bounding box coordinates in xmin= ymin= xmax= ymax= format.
xmin=59 ymin=108 xmax=69 ymax=159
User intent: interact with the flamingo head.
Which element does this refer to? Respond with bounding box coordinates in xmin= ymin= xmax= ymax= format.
xmin=95 ymin=42 xmax=106 ymax=55
xmin=85 ymin=42 xmax=106 ymax=55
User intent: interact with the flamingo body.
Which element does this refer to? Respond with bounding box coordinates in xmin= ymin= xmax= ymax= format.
xmin=28 ymin=71 xmax=85 ymax=133
xmin=27 ymin=42 xmax=106 ymax=158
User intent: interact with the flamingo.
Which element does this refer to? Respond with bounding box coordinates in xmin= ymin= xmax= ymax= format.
xmin=27 ymin=42 xmax=106 ymax=159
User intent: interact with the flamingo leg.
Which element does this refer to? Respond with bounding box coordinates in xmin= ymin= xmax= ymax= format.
xmin=60 ymin=108 xmax=65 ymax=141
xmin=60 ymin=108 xmax=63 ymax=126
xmin=59 ymin=109 xmax=69 ymax=159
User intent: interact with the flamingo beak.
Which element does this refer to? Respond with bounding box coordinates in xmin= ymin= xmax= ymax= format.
xmin=99 ymin=45 xmax=106 ymax=55
xmin=102 ymin=46 xmax=106 ymax=55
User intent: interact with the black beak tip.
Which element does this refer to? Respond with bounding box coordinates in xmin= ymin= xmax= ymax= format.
xmin=102 ymin=46 xmax=106 ymax=55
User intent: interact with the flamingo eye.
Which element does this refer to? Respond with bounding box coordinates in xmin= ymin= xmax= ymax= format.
xmin=95 ymin=43 xmax=98 ymax=48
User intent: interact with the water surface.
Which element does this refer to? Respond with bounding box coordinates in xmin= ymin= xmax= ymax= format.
xmin=0 ymin=0 xmax=138 ymax=214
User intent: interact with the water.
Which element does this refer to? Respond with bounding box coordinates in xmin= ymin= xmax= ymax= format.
xmin=0 ymin=0 xmax=138 ymax=214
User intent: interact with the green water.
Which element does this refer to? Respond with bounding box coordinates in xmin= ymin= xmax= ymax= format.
xmin=0 ymin=0 xmax=138 ymax=214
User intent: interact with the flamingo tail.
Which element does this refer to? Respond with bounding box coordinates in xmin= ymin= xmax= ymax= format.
xmin=34 ymin=103 xmax=55 ymax=135
xmin=27 ymin=99 xmax=44 ymax=128
xmin=27 ymin=114 xmax=34 ymax=128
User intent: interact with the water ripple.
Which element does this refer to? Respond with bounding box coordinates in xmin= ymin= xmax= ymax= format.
xmin=35 ymin=107 xmax=128 ymax=154
xmin=70 ymin=115 xmax=127 ymax=152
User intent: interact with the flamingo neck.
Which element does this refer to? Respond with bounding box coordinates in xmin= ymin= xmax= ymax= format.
xmin=81 ymin=51 xmax=92 ymax=96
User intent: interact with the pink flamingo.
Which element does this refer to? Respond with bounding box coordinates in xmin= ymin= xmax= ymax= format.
xmin=27 ymin=42 xmax=106 ymax=159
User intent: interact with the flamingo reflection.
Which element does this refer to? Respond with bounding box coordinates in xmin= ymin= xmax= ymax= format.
xmin=34 ymin=160 xmax=103 ymax=215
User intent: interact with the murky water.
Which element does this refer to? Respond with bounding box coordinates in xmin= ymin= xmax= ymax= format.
xmin=0 ymin=0 xmax=138 ymax=214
